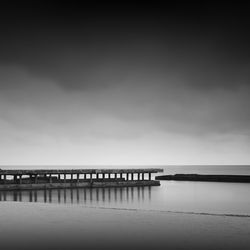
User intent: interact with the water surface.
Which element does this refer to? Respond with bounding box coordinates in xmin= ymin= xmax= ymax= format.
xmin=1 ymin=165 xmax=250 ymax=215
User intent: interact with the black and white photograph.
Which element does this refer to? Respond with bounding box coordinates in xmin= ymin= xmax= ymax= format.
xmin=0 ymin=2 xmax=250 ymax=250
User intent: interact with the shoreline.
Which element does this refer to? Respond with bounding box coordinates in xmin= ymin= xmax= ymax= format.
xmin=2 ymin=200 xmax=250 ymax=218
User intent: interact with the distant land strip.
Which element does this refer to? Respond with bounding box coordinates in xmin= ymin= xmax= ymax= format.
xmin=155 ymin=174 xmax=250 ymax=183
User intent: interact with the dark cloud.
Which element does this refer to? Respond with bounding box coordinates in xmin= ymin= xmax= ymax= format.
xmin=0 ymin=2 xmax=250 ymax=91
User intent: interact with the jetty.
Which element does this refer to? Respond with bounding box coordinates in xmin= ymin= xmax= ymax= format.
xmin=156 ymin=174 xmax=250 ymax=183
xmin=0 ymin=168 xmax=163 ymax=190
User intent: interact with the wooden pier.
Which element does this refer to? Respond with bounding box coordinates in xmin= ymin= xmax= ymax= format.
xmin=0 ymin=168 xmax=163 ymax=190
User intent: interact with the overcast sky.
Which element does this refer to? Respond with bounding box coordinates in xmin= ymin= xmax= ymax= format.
xmin=0 ymin=3 xmax=250 ymax=165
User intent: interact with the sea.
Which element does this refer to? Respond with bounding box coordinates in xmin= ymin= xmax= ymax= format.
xmin=1 ymin=165 xmax=250 ymax=216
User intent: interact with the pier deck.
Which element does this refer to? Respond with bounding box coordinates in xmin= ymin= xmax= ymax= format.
xmin=0 ymin=168 xmax=163 ymax=190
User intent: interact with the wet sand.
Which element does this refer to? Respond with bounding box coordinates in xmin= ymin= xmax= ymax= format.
xmin=0 ymin=201 xmax=250 ymax=250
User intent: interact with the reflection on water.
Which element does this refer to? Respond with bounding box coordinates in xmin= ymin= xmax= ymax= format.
xmin=1 ymin=181 xmax=250 ymax=215
xmin=0 ymin=186 xmax=152 ymax=207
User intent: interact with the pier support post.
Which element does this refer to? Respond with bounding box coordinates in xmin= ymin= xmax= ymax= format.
xmin=19 ymin=175 xmax=22 ymax=184
xmin=71 ymin=174 xmax=73 ymax=182
xmin=64 ymin=174 xmax=66 ymax=183
xmin=108 ymin=173 xmax=111 ymax=179
xmin=126 ymin=173 xmax=129 ymax=180
xmin=131 ymin=173 xmax=134 ymax=180
xmin=35 ymin=175 xmax=38 ymax=184
xmin=84 ymin=173 xmax=86 ymax=180
xmin=138 ymin=173 xmax=140 ymax=180
xmin=77 ymin=174 xmax=79 ymax=183
xmin=149 ymin=173 xmax=151 ymax=180
xmin=142 ymin=173 xmax=144 ymax=180
xmin=115 ymin=173 xmax=117 ymax=179
xmin=3 ymin=175 xmax=6 ymax=184
xmin=49 ymin=174 xmax=52 ymax=183
xmin=14 ymin=175 xmax=17 ymax=184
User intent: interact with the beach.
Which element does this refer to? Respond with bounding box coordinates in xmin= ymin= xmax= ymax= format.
xmin=0 ymin=201 xmax=250 ymax=250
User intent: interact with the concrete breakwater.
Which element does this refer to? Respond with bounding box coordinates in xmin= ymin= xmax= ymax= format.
xmin=0 ymin=168 xmax=163 ymax=190
xmin=156 ymin=174 xmax=250 ymax=183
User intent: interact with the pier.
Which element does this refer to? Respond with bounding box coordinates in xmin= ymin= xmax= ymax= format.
xmin=0 ymin=168 xmax=163 ymax=190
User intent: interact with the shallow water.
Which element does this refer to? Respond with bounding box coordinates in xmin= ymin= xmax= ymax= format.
xmin=1 ymin=165 xmax=250 ymax=216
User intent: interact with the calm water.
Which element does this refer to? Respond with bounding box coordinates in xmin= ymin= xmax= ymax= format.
xmin=1 ymin=165 xmax=250 ymax=215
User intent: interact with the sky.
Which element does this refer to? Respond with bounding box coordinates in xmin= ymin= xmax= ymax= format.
xmin=0 ymin=3 xmax=250 ymax=165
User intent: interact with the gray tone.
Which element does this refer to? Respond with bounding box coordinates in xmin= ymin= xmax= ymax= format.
xmin=0 ymin=3 xmax=250 ymax=165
